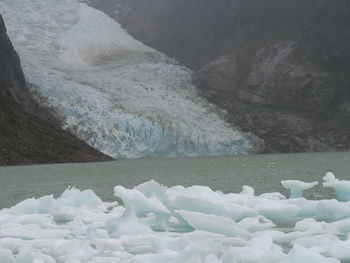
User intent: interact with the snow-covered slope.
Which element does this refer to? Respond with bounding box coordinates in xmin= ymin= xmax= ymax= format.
xmin=0 ymin=0 xmax=264 ymax=158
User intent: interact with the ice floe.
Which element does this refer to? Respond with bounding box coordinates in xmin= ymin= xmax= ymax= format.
xmin=0 ymin=174 xmax=350 ymax=262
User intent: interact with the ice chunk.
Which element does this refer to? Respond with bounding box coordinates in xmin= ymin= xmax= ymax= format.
xmin=315 ymin=200 xmax=350 ymax=221
xmin=293 ymin=234 xmax=339 ymax=248
xmin=323 ymin=173 xmax=350 ymax=202
xmin=0 ymin=179 xmax=350 ymax=262
xmin=177 ymin=210 xmax=249 ymax=237
xmin=16 ymin=249 xmax=55 ymax=263
xmin=255 ymin=200 xmax=301 ymax=223
xmin=222 ymin=235 xmax=285 ymax=263
xmin=328 ymin=240 xmax=350 ymax=261
xmin=287 ymin=198 xmax=318 ymax=217
xmin=108 ymin=185 xmax=171 ymax=236
xmin=114 ymin=186 xmax=170 ymax=215
xmin=58 ymin=187 xmax=102 ymax=207
xmin=106 ymin=207 xmax=153 ymax=237
xmin=121 ymin=247 xmax=191 ymax=263
xmin=237 ymin=216 xmax=275 ymax=232
xmin=281 ymin=180 xmax=318 ymax=199
xmin=281 ymin=244 xmax=340 ymax=263
xmin=259 ymin=192 xmax=286 ymax=200
xmin=0 ymin=248 xmax=14 ymax=263
xmin=0 ymin=225 xmax=70 ymax=240
xmin=6 ymin=195 xmax=56 ymax=215
xmin=324 ymin=172 xmax=338 ymax=182
xmin=240 ymin=185 xmax=255 ymax=196
xmin=93 ymin=238 xmax=124 ymax=253
xmin=52 ymin=206 xmax=79 ymax=223
xmin=170 ymin=195 xmax=256 ymax=222
xmin=55 ymin=242 xmax=98 ymax=262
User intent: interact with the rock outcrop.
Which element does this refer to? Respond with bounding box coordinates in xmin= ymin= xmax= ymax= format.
xmin=0 ymin=15 xmax=112 ymax=165
xmin=193 ymin=0 xmax=350 ymax=153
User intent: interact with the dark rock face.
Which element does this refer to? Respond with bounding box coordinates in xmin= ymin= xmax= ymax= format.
xmin=194 ymin=45 xmax=350 ymax=153
xmin=193 ymin=1 xmax=350 ymax=153
xmin=0 ymin=15 xmax=112 ymax=165
xmin=90 ymin=0 xmax=350 ymax=153
xmin=0 ymin=16 xmax=32 ymax=109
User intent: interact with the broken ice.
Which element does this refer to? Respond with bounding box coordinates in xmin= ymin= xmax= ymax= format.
xmin=0 ymin=173 xmax=350 ymax=262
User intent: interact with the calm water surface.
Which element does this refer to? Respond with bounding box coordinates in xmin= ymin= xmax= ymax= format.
xmin=1 ymin=151 xmax=350 ymax=208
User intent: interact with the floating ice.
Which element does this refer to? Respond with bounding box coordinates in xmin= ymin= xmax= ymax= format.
xmin=1 ymin=175 xmax=350 ymax=262
xmin=281 ymin=244 xmax=340 ymax=263
xmin=281 ymin=180 xmax=318 ymax=198
xmin=0 ymin=248 xmax=14 ymax=263
xmin=323 ymin=172 xmax=350 ymax=202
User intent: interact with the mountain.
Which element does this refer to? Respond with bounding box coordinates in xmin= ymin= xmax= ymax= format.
xmin=86 ymin=0 xmax=235 ymax=69
xmin=0 ymin=15 xmax=111 ymax=165
xmin=0 ymin=0 xmax=264 ymax=159
xmin=89 ymin=0 xmax=350 ymax=153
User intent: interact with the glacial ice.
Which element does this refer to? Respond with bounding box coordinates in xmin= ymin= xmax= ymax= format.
xmin=323 ymin=172 xmax=350 ymax=201
xmin=281 ymin=180 xmax=318 ymax=198
xmin=1 ymin=174 xmax=350 ymax=262
xmin=0 ymin=0 xmax=264 ymax=158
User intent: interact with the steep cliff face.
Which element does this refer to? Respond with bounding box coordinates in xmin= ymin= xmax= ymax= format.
xmin=90 ymin=0 xmax=350 ymax=153
xmin=0 ymin=16 xmax=32 ymax=109
xmin=0 ymin=15 xmax=111 ymax=165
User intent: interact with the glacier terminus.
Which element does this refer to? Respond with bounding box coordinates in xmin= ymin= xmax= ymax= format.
xmin=0 ymin=0 xmax=264 ymax=158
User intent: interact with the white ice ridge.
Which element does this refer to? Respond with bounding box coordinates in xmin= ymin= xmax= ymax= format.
xmin=0 ymin=0 xmax=264 ymax=159
xmin=1 ymin=176 xmax=350 ymax=262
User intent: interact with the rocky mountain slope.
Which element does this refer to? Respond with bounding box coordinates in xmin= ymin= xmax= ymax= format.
xmin=0 ymin=15 xmax=111 ymax=165
xmin=90 ymin=0 xmax=350 ymax=153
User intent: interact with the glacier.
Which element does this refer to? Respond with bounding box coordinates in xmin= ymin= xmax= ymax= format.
xmin=0 ymin=0 xmax=264 ymax=158
xmin=1 ymin=173 xmax=350 ymax=262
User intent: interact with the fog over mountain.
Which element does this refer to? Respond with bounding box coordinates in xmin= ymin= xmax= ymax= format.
xmin=89 ymin=0 xmax=350 ymax=153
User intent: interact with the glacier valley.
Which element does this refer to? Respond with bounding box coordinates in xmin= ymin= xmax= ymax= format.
xmin=0 ymin=0 xmax=264 ymax=158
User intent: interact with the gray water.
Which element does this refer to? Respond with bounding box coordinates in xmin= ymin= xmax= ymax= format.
xmin=0 ymin=151 xmax=350 ymax=209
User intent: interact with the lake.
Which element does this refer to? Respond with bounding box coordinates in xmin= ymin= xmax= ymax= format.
xmin=1 ymin=151 xmax=350 ymax=209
